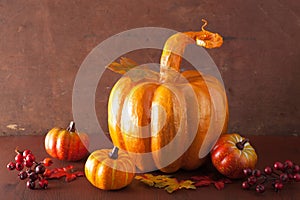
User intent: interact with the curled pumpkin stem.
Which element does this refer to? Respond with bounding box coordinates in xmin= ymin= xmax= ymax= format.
xmin=196 ymin=19 xmax=223 ymax=49
xmin=160 ymin=19 xmax=223 ymax=82
xmin=201 ymin=19 xmax=208 ymax=31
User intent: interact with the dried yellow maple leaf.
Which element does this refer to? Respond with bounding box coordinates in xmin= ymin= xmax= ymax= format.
xmin=135 ymin=174 xmax=196 ymax=193
xmin=107 ymin=57 xmax=138 ymax=75
xmin=107 ymin=58 xmax=160 ymax=81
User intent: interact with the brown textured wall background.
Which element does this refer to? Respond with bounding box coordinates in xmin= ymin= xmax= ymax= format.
xmin=0 ymin=0 xmax=299 ymax=136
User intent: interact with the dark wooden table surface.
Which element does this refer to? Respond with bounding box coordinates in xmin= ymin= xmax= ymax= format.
xmin=0 ymin=135 xmax=299 ymax=200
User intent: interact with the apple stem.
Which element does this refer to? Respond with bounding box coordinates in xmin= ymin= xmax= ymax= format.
xmin=109 ymin=146 xmax=119 ymax=160
xmin=236 ymin=138 xmax=249 ymax=150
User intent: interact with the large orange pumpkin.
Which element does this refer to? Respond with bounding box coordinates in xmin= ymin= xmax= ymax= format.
xmin=108 ymin=21 xmax=228 ymax=173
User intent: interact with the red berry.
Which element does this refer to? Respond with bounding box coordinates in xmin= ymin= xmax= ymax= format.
xmin=274 ymin=162 xmax=284 ymax=171
xmin=26 ymin=180 xmax=35 ymax=190
xmin=25 ymin=154 xmax=35 ymax=163
xmin=264 ymin=166 xmax=272 ymax=175
xmin=22 ymin=150 xmax=32 ymax=158
xmin=18 ymin=171 xmax=28 ymax=180
xmin=293 ymin=165 xmax=300 ymax=173
xmin=15 ymin=153 xmax=23 ymax=163
xmin=252 ymin=169 xmax=262 ymax=177
xmin=274 ymin=182 xmax=284 ymax=190
xmin=294 ymin=173 xmax=300 ymax=182
xmin=28 ymin=172 xmax=38 ymax=181
xmin=24 ymin=160 xmax=33 ymax=168
xmin=35 ymin=164 xmax=46 ymax=174
xmin=26 ymin=168 xmax=33 ymax=175
xmin=243 ymin=168 xmax=252 ymax=176
xmin=38 ymin=179 xmax=48 ymax=189
xmin=256 ymin=184 xmax=265 ymax=193
xmin=15 ymin=162 xmax=24 ymax=171
xmin=284 ymin=160 xmax=293 ymax=169
xmin=280 ymin=173 xmax=289 ymax=182
xmin=242 ymin=181 xmax=250 ymax=189
xmin=288 ymin=173 xmax=294 ymax=180
xmin=247 ymin=176 xmax=257 ymax=185
xmin=7 ymin=162 xmax=16 ymax=170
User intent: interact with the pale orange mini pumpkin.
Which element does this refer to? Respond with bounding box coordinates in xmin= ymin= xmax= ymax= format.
xmin=84 ymin=147 xmax=135 ymax=190
xmin=108 ymin=20 xmax=228 ymax=173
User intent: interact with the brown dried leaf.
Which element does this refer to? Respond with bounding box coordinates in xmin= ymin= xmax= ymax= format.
xmin=222 ymin=178 xmax=232 ymax=184
xmin=107 ymin=57 xmax=138 ymax=74
xmin=214 ymin=181 xmax=225 ymax=190
xmin=135 ymin=174 xmax=155 ymax=186
xmin=178 ymin=180 xmax=197 ymax=190
xmin=44 ymin=165 xmax=84 ymax=182
xmin=135 ymin=174 xmax=195 ymax=193
xmin=65 ymin=173 xmax=77 ymax=182
xmin=136 ymin=173 xmax=231 ymax=193
xmin=165 ymin=183 xmax=179 ymax=193
xmin=48 ymin=171 xmax=67 ymax=179
xmin=74 ymin=171 xmax=85 ymax=177
xmin=119 ymin=57 xmax=138 ymax=68
xmin=194 ymin=179 xmax=213 ymax=187
xmin=190 ymin=175 xmax=211 ymax=181
xmin=43 ymin=169 xmax=52 ymax=177
xmin=63 ymin=165 xmax=74 ymax=172
xmin=191 ymin=174 xmax=232 ymax=190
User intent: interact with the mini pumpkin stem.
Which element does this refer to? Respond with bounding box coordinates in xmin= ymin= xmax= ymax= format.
xmin=236 ymin=138 xmax=249 ymax=150
xmin=67 ymin=121 xmax=76 ymax=132
xmin=109 ymin=146 xmax=119 ymax=160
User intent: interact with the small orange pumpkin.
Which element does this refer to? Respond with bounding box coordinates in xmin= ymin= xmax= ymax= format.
xmin=44 ymin=121 xmax=89 ymax=161
xmin=84 ymin=147 xmax=135 ymax=190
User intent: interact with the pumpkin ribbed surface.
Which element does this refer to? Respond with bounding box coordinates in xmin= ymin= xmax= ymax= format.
xmin=85 ymin=149 xmax=135 ymax=190
xmin=44 ymin=122 xmax=89 ymax=161
xmin=108 ymin=27 xmax=228 ymax=173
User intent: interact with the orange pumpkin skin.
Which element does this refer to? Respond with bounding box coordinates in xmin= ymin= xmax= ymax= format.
xmin=108 ymin=31 xmax=228 ymax=173
xmin=44 ymin=121 xmax=89 ymax=161
xmin=108 ymin=70 xmax=228 ymax=173
xmin=84 ymin=147 xmax=135 ymax=190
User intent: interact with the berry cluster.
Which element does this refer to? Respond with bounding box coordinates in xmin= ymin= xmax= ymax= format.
xmin=6 ymin=149 xmax=53 ymax=190
xmin=242 ymin=160 xmax=300 ymax=193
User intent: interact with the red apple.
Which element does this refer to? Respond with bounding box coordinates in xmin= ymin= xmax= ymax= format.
xmin=211 ymin=133 xmax=258 ymax=179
